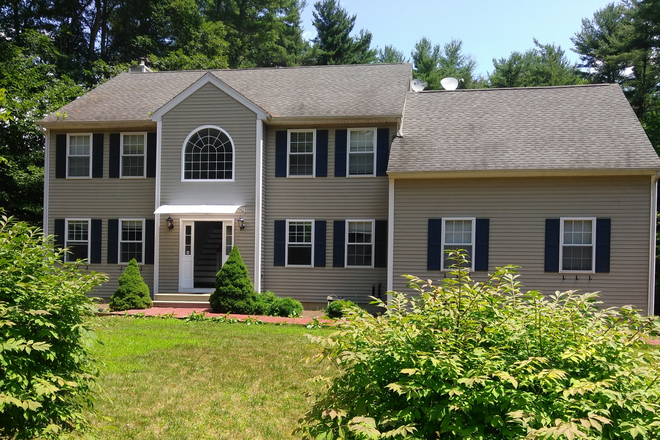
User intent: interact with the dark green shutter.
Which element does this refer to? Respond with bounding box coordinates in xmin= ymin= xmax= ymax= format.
xmin=474 ymin=219 xmax=489 ymax=271
xmin=376 ymin=128 xmax=390 ymax=176
xmin=334 ymin=129 xmax=347 ymax=177
xmin=90 ymin=219 xmax=102 ymax=263
xmin=374 ymin=220 xmax=387 ymax=268
xmin=56 ymin=135 xmax=67 ymax=178
xmin=427 ymin=219 xmax=442 ymax=270
xmin=109 ymin=134 xmax=120 ymax=178
xmin=54 ymin=219 xmax=65 ymax=251
xmin=333 ymin=220 xmax=346 ymax=267
xmin=595 ymin=218 xmax=611 ymax=273
xmin=545 ymin=219 xmax=560 ymax=272
xmin=314 ymin=221 xmax=326 ymax=267
xmin=316 ymin=130 xmax=328 ymax=177
xmin=145 ymin=219 xmax=155 ymax=264
xmin=92 ymin=134 xmax=104 ymax=178
xmin=274 ymin=220 xmax=286 ymax=266
xmin=108 ymin=219 xmax=118 ymax=263
xmin=275 ymin=131 xmax=287 ymax=177
xmin=147 ymin=132 xmax=157 ymax=178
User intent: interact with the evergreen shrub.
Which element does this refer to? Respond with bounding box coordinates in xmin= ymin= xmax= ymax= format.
xmin=325 ymin=299 xmax=355 ymax=319
xmin=269 ymin=296 xmax=304 ymax=317
xmin=298 ymin=251 xmax=660 ymax=439
xmin=0 ymin=216 xmax=108 ymax=439
xmin=210 ymin=246 xmax=257 ymax=314
xmin=109 ymin=258 xmax=152 ymax=311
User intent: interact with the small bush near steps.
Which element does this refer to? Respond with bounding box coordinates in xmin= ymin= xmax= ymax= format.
xmin=297 ymin=251 xmax=660 ymax=440
xmin=109 ymin=258 xmax=152 ymax=311
xmin=325 ymin=299 xmax=355 ymax=319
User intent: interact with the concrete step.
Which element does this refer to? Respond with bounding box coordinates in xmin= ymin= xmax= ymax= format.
xmin=155 ymin=293 xmax=211 ymax=302
xmin=152 ymin=301 xmax=212 ymax=308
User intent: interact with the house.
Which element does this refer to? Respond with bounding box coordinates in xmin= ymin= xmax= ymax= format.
xmin=39 ymin=63 xmax=660 ymax=314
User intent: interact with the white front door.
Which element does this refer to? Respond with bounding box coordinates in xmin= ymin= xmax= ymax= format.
xmin=178 ymin=220 xmax=233 ymax=292
xmin=179 ymin=221 xmax=195 ymax=290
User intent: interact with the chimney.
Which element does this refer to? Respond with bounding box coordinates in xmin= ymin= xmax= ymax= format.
xmin=129 ymin=57 xmax=152 ymax=74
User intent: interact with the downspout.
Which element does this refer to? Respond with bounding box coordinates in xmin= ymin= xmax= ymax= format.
xmin=648 ymin=172 xmax=660 ymax=315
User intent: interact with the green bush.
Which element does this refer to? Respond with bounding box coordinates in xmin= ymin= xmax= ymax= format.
xmin=269 ymin=297 xmax=303 ymax=318
xmin=210 ymin=246 xmax=257 ymax=314
xmin=298 ymin=251 xmax=660 ymax=440
xmin=0 ymin=216 xmax=108 ymax=439
xmin=109 ymin=258 xmax=153 ymax=311
xmin=253 ymin=290 xmax=278 ymax=315
xmin=325 ymin=299 xmax=355 ymax=319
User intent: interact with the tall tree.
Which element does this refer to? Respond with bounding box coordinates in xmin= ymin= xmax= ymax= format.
xmin=311 ymin=0 xmax=376 ymax=65
xmin=489 ymin=39 xmax=581 ymax=88
xmin=411 ymin=37 xmax=476 ymax=89
xmin=377 ymin=45 xmax=407 ymax=63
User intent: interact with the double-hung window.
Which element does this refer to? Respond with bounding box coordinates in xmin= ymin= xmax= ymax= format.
xmin=65 ymin=219 xmax=90 ymax=262
xmin=346 ymin=220 xmax=373 ymax=267
xmin=67 ymin=134 xmax=92 ymax=178
xmin=121 ymin=133 xmax=146 ymax=178
xmin=288 ymin=130 xmax=315 ymax=177
xmin=119 ymin=219 xmax=144 ymax=264
xmin=442 ymin=218 xmax=475 ymax=270
xmin=286 ymin=220 xmax=313 ymax=266
xmin=560 ymin=218 xmax=595 ymax=272
xmin=348 ymin=129 xmax=376 ymax=176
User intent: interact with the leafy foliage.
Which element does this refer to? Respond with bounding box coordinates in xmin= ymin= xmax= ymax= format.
xmin=0 ymin=216 xmax=108 ymax=439
xmin=109 ymin=259 xmax=153 ymax=311
xmin=268 ymin=296 xmax=304 ymax=318
xmin=297 ymin=251 xmax=660 ymax=439
xmin=325 ymin=299 xmax=355 ymax=319
xmin=210 ymin=246 xmax=257 ymax=314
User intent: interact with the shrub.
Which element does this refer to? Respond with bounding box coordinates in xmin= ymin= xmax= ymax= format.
xmin=109 ymin=258 xmax=153 ymax=311
xmin=297 ymin=251 xmax=660 ymax=440
xmin=269 ymin=297 xmax=304 ymax=318
xmin=0 ymin=216 xmax=108 ymax=439
xmin=253 ymin=290 xmax=278 ymax=315
xmin=325 ymin=299 xmax=355 ymax=319
xmin=210 ymin=246 xmax=257 ymax=314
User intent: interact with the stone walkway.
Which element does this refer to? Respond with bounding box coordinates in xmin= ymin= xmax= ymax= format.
xmin=108 ymin=306 xmax=334 ymax=325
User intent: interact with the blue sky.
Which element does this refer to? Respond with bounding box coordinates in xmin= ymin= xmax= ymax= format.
xmin=299 ymin=0 xmax=614 ymax=77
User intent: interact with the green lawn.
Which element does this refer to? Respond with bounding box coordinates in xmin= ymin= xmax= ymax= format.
xmin=85 ymin=317 xmax=334 ymax=440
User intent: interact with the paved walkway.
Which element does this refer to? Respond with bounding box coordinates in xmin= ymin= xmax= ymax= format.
xmin=108 ymin=306 xmax=334 ymax=325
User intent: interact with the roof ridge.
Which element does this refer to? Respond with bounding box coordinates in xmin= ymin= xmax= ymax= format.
xmin=132 ymin=63 xmax=413 ymax=75
xmin=411 ymin=83 xmax=617 ymax=94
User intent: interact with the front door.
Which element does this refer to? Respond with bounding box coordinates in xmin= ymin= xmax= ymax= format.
xmin=179 ymin=220 xmax=233 ymax=291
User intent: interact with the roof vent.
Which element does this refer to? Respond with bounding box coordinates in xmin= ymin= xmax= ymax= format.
xmin=440 ymin=77 xmax=459 ymax=90
xmin=129 ymin=57 xmax=152 ymax=74
xmin=411 ymin=78 xmax=427 ymax=92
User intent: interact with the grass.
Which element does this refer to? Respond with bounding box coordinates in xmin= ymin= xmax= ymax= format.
xmin=85 ymin=317 xmax=334 ymax=440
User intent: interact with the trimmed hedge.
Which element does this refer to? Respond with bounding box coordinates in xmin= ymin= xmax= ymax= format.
xmin=109 ymin=258 xmax=152 ymax=311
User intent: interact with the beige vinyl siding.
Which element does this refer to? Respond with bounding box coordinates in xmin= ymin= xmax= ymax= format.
xmin=262 ymin=124 xmax=395 ymax=307
xmin=158 ymin=82 xmax=257 ymax=291
xmin=392 ymin=175 xmax=654 ymax=312
xmin=47 ymin=128 xmax=156 ymax=298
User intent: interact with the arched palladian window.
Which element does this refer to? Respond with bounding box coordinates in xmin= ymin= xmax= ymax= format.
xmin=182 ymin=126 xmax=234 ymax=181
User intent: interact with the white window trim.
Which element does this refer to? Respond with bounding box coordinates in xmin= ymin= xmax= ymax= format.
xmin=285 ymin=219 xmax=315 ymax=268
xmin=180 ymin=125 xmax=236 ymax=182
xmin=66 ymin=133 xmax=92 ymax=179
xmin=441 ymin=217 xmax=476 ymax=271
xmin=65 ymin=218 xmax=91 ymax=262
xmin=118 ymin=218 xmax=146 ymax=265
xmin=120 ymin=132 xmax=147 ymax=179
xmin=286 ymin=129 xmax=316 ymax=178
xmin=347 ymin=128 xmax=377 ymax=177
xmin=345 ymin=219 xmax=375 ymax=268
xmin=559 ymin=217 xmax=597 ymax=274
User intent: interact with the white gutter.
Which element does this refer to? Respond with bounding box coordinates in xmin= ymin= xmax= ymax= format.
xmin=254 ymin=119 xmax=264 ymax=292
xmin=387 ymin=178 xmax=395 ymax=303
xmin=153 ymin=120 xmax=163 ymax=297
xmin=648 ymin=172 xmax=659 ymax=315
xmin=42 ymin=127 xmax=50 ymax=234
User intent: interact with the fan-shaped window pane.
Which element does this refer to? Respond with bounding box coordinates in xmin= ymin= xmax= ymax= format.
xmin=183 ymin=127 xmax=233 ymax=180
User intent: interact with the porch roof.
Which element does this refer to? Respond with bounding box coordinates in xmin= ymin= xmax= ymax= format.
xmin=154 ymin=205 xmax=242 ymax=215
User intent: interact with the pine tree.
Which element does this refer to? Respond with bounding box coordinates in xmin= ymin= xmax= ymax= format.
xmin=109 ymin=259 xmax=153 ymax=311
xmin=209 ymin=246 xmax=257 ymax=313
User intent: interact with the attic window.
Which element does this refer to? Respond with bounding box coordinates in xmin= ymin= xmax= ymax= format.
xmin=182 ymin=126 xmax=234 ymax=181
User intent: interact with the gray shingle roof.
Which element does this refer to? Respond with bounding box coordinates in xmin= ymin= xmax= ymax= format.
xmin=389 ymin=84 xmax=660 ymax=173
xmin=40 ymin=63 xmax=412 ymax=123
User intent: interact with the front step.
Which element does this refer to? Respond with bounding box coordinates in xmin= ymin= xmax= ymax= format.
xmin=153 ymin=293 xmax=211 ymax=308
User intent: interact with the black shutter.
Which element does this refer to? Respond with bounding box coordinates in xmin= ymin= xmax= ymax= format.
xmin=90 ymin=219 xmax=102 ymax=263
xmin=376 ymin=128 xmax=390 ymax=176
xmin=595 ymin=218 xmax=611 ymax=273
xmin=274 ymin=220 xmax=286 ymax=266
xmin=145 ymin=219 xmax=155 ymax=264
xmin=316 ymin=130 xmax=328 ymax=177
xmin=314 ymin=220 xmax=326 ymax=267
xmin=109 ymin=133 xmax=120 ymax=178
xmin=374 ymin=220 xmax=387 ymax=268
xmin=54 ymin=219 xmax=65 ymax=251
xmin=92 ymin=133 xmax=104 ymax=178
xmin=427 ymin=219 xmax=442 ymax=271
xmin=275 ymin=131 xmax=287 ymax=177
xmin=56 ymin=135 xmax=67 ymax=178
xmin=108 ymin=219 xmax=119 ymax=264
xmin=334 ymin=129 xmax=347 ymax=177
xmin=545 ymin=219 xmax=560 ymax=272
xmin=474 ymin=219 xmax=490 ymax=271
xmin=147 ymin=132 xmax=157 ymax=178
xmin=333 ymin=220 xmax=346 ymax=267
